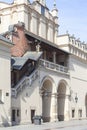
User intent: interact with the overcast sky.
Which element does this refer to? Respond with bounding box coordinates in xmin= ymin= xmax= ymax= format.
xmin=0 ymin=0 xmax=87 ymax=42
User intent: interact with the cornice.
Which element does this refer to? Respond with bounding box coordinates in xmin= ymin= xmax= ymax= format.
xmin=70 ymin=52 xmax=87 ymax=64
xmin=69 ymin=43 xmax=87 ymax=54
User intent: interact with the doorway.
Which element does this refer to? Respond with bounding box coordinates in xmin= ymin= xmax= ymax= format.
xmin=31 ymin=109 xmax=35 ymax=123
xmin=12 ymin=109 xmax=16 ymax=122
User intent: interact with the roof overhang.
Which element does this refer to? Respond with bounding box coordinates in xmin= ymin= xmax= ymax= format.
xmin=25 ymin=30 xmax=69 ymax=55
xmin=0 ymin=35 xmax=13 ymax=47
xmin=11 ymin=51 xmax=42 ymax=70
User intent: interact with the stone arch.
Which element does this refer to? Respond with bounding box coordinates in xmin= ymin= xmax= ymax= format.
xmin=58 ymin=79 xmax=69 ymax=93
xmin=40 ymin=76 xmax=56 ymax=91
xmin=40 ymin=76 xmax=56 ymax=122
xmin=57 ymin=79 xmax=70 ymax=121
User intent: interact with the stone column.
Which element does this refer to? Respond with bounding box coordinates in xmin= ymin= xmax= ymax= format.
xmin=50 ymin=93 xmax=58 ymax=122
xmin=43 ymin=51 xmax=46 ymax=60
xmin=64 ymin=95 xmax=70 ymax=121
xmin=53 ymin=52 xmax=56 ymax=63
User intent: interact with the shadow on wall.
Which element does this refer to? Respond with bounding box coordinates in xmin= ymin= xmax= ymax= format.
xmin=0 ymin=105 xmax=11 ymax=127
xmin=1 ymin=116 xmax=10 ymax=127
xmin=69 ymin=61 xmax=75 ymax=71
xmin=58 ymin=115 xmax=64 ymax=121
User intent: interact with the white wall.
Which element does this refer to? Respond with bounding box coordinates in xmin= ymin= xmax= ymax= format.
xmin=0 ymin=41 xmax=11 ymax=126
xmin=12 ymin=77 xmax=42 ymax=124
xmin=39 ymin=18 xmax=46 ymax=39
xmin=12 ymin=66 xmax=70 ymax=124
xmin=57 ymin=35 xmax=69 ymax=45
xmin=69 ymin=55 xmax=87 ymax=119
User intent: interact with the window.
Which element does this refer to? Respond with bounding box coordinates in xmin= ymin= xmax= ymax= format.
xmin=72 ymin=109 xmax=75 ymax=118
xmin=12 ymin=109 xmax=16 ymax=121
xmin=78 ymin=109 xmax=82 ymax=117
xmin=17 ymin=110 xmax=20 ymax=117
xmin=6 ymin=92 xmax=9 ymax=96
xmin=41 ymin=6 xmax=45 ymax=15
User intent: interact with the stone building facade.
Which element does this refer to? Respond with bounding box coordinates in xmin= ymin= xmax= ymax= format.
xmin=0 ymin=0 xmax=87 ymax=126
xmin=0 ymin=35 xmax=13 ymax=126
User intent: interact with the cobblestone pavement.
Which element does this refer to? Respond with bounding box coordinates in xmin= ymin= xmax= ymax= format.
xmin=0 ymin=120 xmax=87 ymax=130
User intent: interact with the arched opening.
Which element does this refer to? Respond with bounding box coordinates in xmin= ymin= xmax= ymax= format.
xmin=41 ymin=79 xmax=53 ymax=122
xmin=57 ymin=80 xmax=69 ymax=121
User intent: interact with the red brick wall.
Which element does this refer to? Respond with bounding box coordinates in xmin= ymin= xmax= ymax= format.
xmin=11 ymin=27 xmax=30 ymax=57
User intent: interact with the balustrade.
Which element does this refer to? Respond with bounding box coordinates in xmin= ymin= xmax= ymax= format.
xmin=12 ymin=60 xmax=68 ymax=97
xmin=40 ymin=59 xmax=68 ymax=74
xmin=12 ymin=70 xmax=39 ymax=97
xmin=69 ymin=38 xmax=87 ymax=53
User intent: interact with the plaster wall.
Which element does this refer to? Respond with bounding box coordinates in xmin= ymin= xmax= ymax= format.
xmin=12 ymin=67 xmax=70 ymax=124
xmin=0 ymin=42 xmax=11 ymax=126
xmin=69 ymin=55 xmax=87 ymax=119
